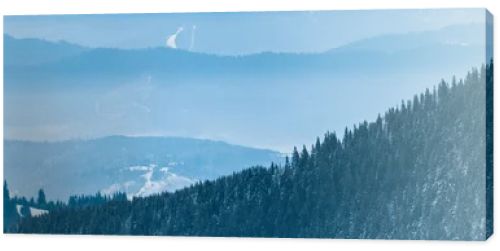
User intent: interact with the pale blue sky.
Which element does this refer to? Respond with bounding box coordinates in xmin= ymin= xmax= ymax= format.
xmin=4 ymin=9 xmax=485 ymax=55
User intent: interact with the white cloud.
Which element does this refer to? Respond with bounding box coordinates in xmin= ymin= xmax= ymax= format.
xmin=166 ymin=27 xmax=184 ymax=49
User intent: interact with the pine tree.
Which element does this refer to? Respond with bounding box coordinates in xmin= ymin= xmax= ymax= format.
xmin=37 ymin=189 xmax=47 ymax=207
xmin=3 ymin=181 xmax=17 ymax=232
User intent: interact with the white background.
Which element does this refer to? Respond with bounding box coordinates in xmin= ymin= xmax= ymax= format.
xmin=0 ymin=0 xmax=499 ymax=250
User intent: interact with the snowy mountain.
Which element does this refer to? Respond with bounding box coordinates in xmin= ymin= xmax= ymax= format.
xmin=4 ymin=136 xmax=283 ymax=201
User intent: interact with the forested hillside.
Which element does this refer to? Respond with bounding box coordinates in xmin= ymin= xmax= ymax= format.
xmin=3 ymin=181 xmax=128 ymax=232
xmin=12 ymin=62 xmax=493 ymax=240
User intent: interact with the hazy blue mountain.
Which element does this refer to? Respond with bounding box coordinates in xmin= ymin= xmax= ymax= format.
xmin=3 ymin=24 xmax=487 ymax=153
xmin=4 ymin=34 xmax=88 ymax=67
xmin=333 ymin=23 xmax=484 ymax=53
xmin=4 ymin=136 xmax=282 ymax=201
xmin=4 ymin=24 xmax=485 ymax=89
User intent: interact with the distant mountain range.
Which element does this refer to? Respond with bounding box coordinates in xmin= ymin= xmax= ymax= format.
xmin=4 ymin=24 xmax=485 ymax=89
xmin=3 ymin=24 xmax=488 ymax=151
xmin=4 ymin=136 xmax=282 ymax=201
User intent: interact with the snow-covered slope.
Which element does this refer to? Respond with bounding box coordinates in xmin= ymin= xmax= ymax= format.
xmin=5 ymin=136 xmax=283 ymax=201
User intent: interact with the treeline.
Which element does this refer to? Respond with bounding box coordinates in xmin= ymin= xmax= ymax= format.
xmin=4 ymin=182 xmax=54 ymax=232
xmin=12 ymin=62 xmax=493 ymax=240
xmin=3 ymin=181 xmax=126 ymax=232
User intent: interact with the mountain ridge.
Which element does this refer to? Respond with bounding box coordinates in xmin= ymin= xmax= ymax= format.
xmin=4 ymin=23 xmax=485 ymax=92
xmin=4 ymin=135 xmax=283 ymax=201
xmin=4 ymin=22 xmax=485 ymax=58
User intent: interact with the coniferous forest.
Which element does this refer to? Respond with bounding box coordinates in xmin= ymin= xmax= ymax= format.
xmin=5 ymin=62 xmax=493 ymax=240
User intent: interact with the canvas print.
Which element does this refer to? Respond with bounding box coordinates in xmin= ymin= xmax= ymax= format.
xmin=2 ymin=9 xmax=494 ymax=240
